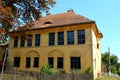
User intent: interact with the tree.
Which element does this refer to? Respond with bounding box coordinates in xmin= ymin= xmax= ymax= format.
xmin=0 ymin=0 xmax=56 ymax=44
xmin=102 ymin=52 xmax=120 ymax=74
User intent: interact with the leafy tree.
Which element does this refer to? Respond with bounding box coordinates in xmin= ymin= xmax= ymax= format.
xmin=0 ymin=0 xmax=55 ymax=44
xmin=102 ymin=52 xmax=120 ymax=74
xmin=101 ymin=52 xmax=109 ymax=71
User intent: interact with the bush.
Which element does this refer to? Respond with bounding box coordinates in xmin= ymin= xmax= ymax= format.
xmin=84 ymin=67 xmax=92 ymax=74
xmin=40 ymin=64 xmax=53 ymax=75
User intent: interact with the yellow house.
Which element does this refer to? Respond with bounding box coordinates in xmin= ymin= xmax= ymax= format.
xmin=8 ymin=9 xmax=103 ymax=78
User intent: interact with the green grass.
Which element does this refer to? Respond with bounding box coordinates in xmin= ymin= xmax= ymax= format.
xmin=96 ymin=76 xmax=120 ymax=80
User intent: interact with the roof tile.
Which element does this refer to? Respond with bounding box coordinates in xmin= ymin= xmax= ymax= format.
xmin=32 ymin=11 xmax=94 ymax=29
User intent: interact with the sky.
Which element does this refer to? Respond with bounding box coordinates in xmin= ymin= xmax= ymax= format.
xmin=47 ymin=0 xmax=120 ymax=60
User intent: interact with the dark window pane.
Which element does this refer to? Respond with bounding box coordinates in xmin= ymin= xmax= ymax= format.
xmin=14 ymin=36 xmax=18 ymax=47
xmin=57 ymin=57 xmax=63 ymax=68
xmin=77 ymin=30 xmax=85 ymax=44
xmin=27 ymin=35 xmax=32 ymax=47
xmin=70 ymin=57 xmax=81 ymax=69
xmin=26 ymin=57 xmax=30 ymax=68
xmin=58 ymin=32 xmax=64 ymax=45
xmin=49 ymin=33 xmax=55 ymax=46
xmin=14 ymin=57 xmax=20 ymax=67
xmin=35 ymin=34 xmax=40 ymax=46
xmin=33 ymin=57 xmax=39 ymax=68
xmin=67 ymin=31 xmax=74 ymax=44
xmin=48 ymin=57 xmax=54 ymax=68
xmin=20 ymin=35 xmax=25 ymax=47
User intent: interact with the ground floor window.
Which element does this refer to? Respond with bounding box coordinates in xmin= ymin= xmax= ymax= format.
xmin=57 ymin=57 xmax=63 ymax=68
xmin=48 ymin=57 xmax=54 ymax=68
xmin=26 ymin=57 xmax=31 ymax=68
xmin=14 ymin=57 xmax=20 ymax=67
xmin=33 ymin=57 xmax=39 ymax=68
xmin=70 ymin=57 xmax=81 ymax=69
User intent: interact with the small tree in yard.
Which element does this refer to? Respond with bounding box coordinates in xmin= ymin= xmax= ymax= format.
xmin=39 ymin=64 xmax=53 ymax=80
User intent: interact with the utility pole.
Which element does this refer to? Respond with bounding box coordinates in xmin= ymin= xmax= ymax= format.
xmin=108 ymin=47 xmax=111 ymax=76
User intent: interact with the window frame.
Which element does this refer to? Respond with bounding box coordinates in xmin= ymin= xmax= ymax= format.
xmin=14 ymin=57 xmax=20 ymax=67
xmin=33 ymin=57 xmax=39 ymax=68
xmin=20 ymin=35 xmax=25 ymax=47
xmin=35 ymin=34 xmax=40 ymax=46
xmin=57 ymin=57 xmax=64 ymax=69
xmin=14 ymin=36 xmax=18 ymax=48
xmin=49 ymin=33 xmax=55 ymax=46
xmin=26 ymin=57 xmax=31 ymax=68
xmin=77 ymin=30 xmax=85 ymax=44
xmin=67 ymin=31 xmax=74 ymax=44
xmin=27 ymin=35 xmax=32 ymax=47
xmin=48 ymin=57 xmax=54 ymax=68
xmin=58 ymin=32 xmax=64 ymax=45
xmin=70 ymin=57 xmax=81 ymax=69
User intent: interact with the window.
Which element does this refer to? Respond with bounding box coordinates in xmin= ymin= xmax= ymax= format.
xmin=97 ymin=43 xmax=99 ymax=49
xmin=20 ymin=35 xmax=25 ymax=47
xmin=49 ymin=33 xmax=55 ymax=46
xmin=14 ymin=57 xmax=20 ymax=67
xmin=57 ymin=57 xmax=63 ymax=68
xmin=67 ymin=31 xmax=74 ymax=44
xmin=14 ymin=36 xmax=18 ymax=47
xmin=58 ymin=32 xmax=64 ymax=45
xmin=33 ymin=57 xmax=39 ymax=68
xmin=26 ymin=57 xmax=30 ymax=68
xmin=77 ymin=30 xmax=85 ymax=44
xmin=48 ymin=57 xmax=54 ymax=68
xmin=70 ymin=57 xmax=81 ymax=69
xmin=35 ymin=34 xmax=40 ymax=46
xmin=44 ymin=22 xmax=52 ymax=25
xmin=27 ymin=35 xmax=32 ymax=47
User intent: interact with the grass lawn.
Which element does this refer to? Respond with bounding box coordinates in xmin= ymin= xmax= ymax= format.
xmin=96 ymin=76 xmax=120 ymax=80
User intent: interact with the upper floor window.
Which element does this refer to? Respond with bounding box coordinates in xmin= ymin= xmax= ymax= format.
xmin=35 ymin=34 xmax=40 ymax=46
xmin=14 ymin=36 xmax=18 ymax=48
xmin=27 ymin=35 xmax=32 ymax=47
xmin=20 ymin=35 xmax=25 ymax=47
xmin=77 ymin=30 xmax=85 ymax=44
xmin=70 ymin=57 xmax=81 ymax=69
xmin=14 ymin=57 xmax=20 ymax=67
xmin=58 ymin=32 xmax=64 ymax=45
xmin=67 ymin=31 xmax=74 ymax=44
xmin=57 ymin=57 xmax=63 ymax=68
xmin=49 ymin=33 xmax=55 ymax=46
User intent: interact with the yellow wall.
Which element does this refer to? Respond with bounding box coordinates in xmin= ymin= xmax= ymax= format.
xmin=8 ymin=23 xmax=101 ymax=76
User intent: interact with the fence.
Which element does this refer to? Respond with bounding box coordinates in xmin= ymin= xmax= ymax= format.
xmin=38 ymin=73 xmax=93 ymax=80
xmin=0 ymin=74 xmax=37 ymax=80
xmin=0 ymin=73 xmax=93 ymax=80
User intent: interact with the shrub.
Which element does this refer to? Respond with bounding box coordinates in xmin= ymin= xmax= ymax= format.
xmin=84 ymin=67 xmax=92 ymax=74
xmin=40 ymin=64 xmax=53 ymax=75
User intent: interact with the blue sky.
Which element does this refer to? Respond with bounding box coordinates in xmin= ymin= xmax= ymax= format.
xmin=47 ymin=0 xmax=120 ymax=60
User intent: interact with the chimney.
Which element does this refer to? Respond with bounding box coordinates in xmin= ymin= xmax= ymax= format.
xmin=46 ymin=11 xmax=51 ymax=16
xmin=67 ymin=9 xmax=74 ymax=13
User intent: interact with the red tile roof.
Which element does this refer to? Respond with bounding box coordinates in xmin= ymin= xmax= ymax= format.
xmin=31 ymin=10 xmax=94 ymax=29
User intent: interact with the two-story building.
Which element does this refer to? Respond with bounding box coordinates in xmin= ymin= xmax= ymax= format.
xmin=8 ymin=9 xmax=103 ymax=78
